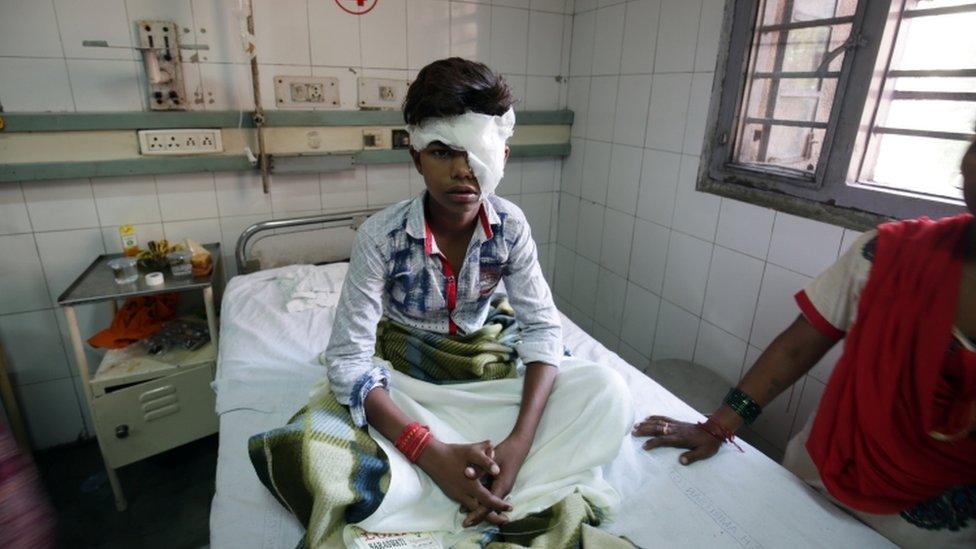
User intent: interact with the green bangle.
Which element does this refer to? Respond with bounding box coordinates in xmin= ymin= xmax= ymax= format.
xmin=724 ymin=388 xmax=762 ymax=425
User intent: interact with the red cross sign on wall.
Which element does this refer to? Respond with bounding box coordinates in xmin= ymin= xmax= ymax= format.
xmin=334 ymin=0 xmax=378 ymax=15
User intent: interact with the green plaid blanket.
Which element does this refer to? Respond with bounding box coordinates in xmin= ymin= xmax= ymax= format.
xmin=249 ymin=298 xmax=629 ymax=548
xmin=375 ymin=298 xmax=521 ymax=383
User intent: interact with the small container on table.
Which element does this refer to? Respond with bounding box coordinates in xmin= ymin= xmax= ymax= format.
xmin=57 ymin=244 xmax=221 ymax=511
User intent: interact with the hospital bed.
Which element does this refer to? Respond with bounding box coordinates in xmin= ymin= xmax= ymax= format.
xmin=209 ymin=210 xmax=893 ymax=548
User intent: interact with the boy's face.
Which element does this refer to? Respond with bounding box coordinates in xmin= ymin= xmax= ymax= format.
xmin=411 ymin=141 xmax=510 ymax=216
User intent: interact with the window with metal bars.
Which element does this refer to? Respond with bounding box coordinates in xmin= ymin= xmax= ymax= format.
xmin=699 ymin=0 xmax=975 ymax=228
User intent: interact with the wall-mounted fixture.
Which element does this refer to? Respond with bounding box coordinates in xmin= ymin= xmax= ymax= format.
xmin=137 ymin=20 xmax=187 ymax=110
xmin=0 ymin=110 xmax=574 ymax=182
xmin=358 ymin=77 xmax=408 ymax=110
xmin=137 ymin=129 xmax=224 ymax=155
xmin=82 ymin=21 xmax=210 ymax=111
xmin=274 ymin=76 xmax=341 ymax=109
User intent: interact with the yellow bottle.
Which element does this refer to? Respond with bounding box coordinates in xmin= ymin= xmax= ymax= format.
xmin=119 ymin=225 xmax=139 ymax=257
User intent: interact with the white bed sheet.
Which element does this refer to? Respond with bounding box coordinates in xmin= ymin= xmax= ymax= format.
xmin=209 ymin=265 xmax=892 ymax=549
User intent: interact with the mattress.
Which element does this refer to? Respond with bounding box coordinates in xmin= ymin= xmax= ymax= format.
xmin=209 ymin=264 xmax=892 ymax=548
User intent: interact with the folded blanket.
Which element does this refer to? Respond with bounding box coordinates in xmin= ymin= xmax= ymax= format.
xmin=278 ymin=264 xmax=344 ymax=313
xmin=249 ymin=298 xmax=634 ymax=548
xmin=374 ymin=298 xmax=521 ymax=383
xmin=249 ymin=384 xmax=387 ymax=546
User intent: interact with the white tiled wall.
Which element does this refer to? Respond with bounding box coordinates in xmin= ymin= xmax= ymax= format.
xmin=0 ymin=0 xmax=572 ymax=449
xmin=554 ymin=0 xmax=862 ymax=457
xmin=1 ymin=0 xmax=860 ymax=456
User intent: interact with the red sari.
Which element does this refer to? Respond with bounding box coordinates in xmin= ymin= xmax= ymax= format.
xmin=806 ymin=213 xmax=976 ymax=514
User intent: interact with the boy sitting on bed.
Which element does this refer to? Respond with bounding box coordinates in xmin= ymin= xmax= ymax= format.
xmin=320 ymin=58 xmax=632 ymax=540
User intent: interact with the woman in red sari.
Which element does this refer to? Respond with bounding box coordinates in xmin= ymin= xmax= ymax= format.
xmin=633 ymin=138 xmax=976 ymax=547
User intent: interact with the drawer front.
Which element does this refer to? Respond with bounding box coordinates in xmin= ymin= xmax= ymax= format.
xmin=93 ymin=363 xmax=218 ymax=468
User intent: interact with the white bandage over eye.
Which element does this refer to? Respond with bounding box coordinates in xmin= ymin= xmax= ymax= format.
xmin=406 ymin=108 xmax=516 ymax=200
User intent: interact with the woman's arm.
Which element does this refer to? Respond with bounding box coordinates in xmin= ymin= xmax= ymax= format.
xmin=637 ymin=231 xmax=875 ymax=464
xmin=634 ymin=315 xmax=837 ymax=464
xmin=714 ymin=314 xmax=836 ymax=430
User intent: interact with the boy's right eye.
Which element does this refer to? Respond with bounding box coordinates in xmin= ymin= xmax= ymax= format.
xmin=428 ymin=149 xmax=451 ymax=159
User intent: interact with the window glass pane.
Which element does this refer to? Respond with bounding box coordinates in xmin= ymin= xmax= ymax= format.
xmin=866 ymin=135 xmax=967 ymax=199
xmin=743 ymin=78 xmax=838 ymax=124
xmin=763 ymin=0 xmax=858 ymax=23
xmin=737 ymin=123 xmax=825 ymax=172
xmin=909 ymin=0 xmax=976 ymax=9
xmin=885 ymin=99 xmax=976 ymax=134
xmin=891 ymin=12 xmax=976 ymax=71
xmin=773 ymin=78 xmax=838 ymax=123
xmin=894 ymin=77 xmax=976 ymax=92
xmin=735 ymin=10 xmax=851 ymax=174
xmin=754 ymin=24 xmax=852 ymax=74
xmin=857 ymin=8 xmax=975 ymax=200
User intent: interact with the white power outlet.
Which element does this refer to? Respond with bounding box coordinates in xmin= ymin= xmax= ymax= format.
xmin=138 ymin=129 xmax=223 ymax=155
xmin=274 ymin=75 xmax=340 ymax=109
xmin=358 ymin=77 xmax=409 ymax=110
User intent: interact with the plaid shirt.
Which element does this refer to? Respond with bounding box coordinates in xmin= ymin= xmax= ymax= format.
xmin=324 ymin=193 xmax=562 ymax=426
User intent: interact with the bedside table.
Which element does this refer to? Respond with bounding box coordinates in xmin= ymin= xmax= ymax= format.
xmin=57 ymin=244 xmax=221 ymax=511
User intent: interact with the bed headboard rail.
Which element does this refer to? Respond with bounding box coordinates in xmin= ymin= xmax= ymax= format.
xmin=235 ymin=208 xmax=379 ymax=274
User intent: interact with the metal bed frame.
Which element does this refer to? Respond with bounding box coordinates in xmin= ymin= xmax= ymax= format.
xmin=235 ymin=208 xmax=380 ymax=274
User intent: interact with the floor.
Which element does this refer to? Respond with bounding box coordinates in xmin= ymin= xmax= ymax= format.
xmin=34 ymin=435 xmax=217 ymax=549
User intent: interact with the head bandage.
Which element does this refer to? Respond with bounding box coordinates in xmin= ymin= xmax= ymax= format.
xmin=406 ymin=108 xmax=516 ymax=199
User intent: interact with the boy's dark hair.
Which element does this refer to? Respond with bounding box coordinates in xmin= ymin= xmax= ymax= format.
xmin=403 ymin=58 xmax=514 ymax=126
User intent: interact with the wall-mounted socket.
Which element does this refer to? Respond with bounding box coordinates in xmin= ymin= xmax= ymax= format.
xmin=274 ymin=75 xmax=340 ymax=109
xmin=391 ymin=129 xmax=411 ymax=149
xmin=138 ymin=129 xmax=223 ymax=155
xmin=358 ymin=77 xmax=408 ymax=110
xmin=362 ymin=128 xmax=391 ymax=150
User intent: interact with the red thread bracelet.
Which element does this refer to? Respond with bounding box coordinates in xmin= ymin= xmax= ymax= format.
xmin=696 ymin=419 xmax=744 ymax=453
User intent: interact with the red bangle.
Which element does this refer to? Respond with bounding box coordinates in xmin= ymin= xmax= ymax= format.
xmin=696 ymin=418 xmax=744 ymax=453
xmin=395 ymin=422 xmax=433 ymax=463
xmin=408 ymin=430 xmax=433 ymax=462
xmin=395 ymin=422 xmax=422 ymax=449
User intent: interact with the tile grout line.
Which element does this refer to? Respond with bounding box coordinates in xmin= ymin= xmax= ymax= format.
xmin=668 ymin=1 xmax=704 ymax=360
xmin=48 ymin=0 xmax=78 ymax=113
xmin=615 ymin=0 xmax=664 ymax=316
xmin=743 ymin=213 xmax=779 ymax=368
xmin=650 ymin=0 xmax=703 ymax=362
xmin=523 ymin=9 xmax=533 ymax=83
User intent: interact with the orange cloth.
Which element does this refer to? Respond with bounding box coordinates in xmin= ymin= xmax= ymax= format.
xmin=87 ymin=294 xmax=178 ymax=349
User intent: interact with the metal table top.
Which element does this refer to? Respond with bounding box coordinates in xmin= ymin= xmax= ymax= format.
xmin=57 ymin=243 xmax=220 ymax=306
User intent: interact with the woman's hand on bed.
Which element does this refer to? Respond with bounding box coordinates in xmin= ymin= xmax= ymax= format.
xmin=417 ymin=439 xmax=512 ymax=524
xmin=462 ymin=435 xmax=530 ymax=527
xmin=632 ymin=415 xmax=723 ymax=465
